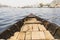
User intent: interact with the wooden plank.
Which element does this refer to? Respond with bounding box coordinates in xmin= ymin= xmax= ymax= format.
xmin=28 ymin=18 xmax=37 ymax=21
xmin=8 ymin=32 xmax=19 ymax=40
xmin=32 ymin=31 xmax=45 ymax=39
xmin=25 ymin=32 xmax=32 ymax=40
xmin=44 ymin=31 xmax=54 ymax=39
xmin=38 ymin=24 xmax=46 ymax=31
xmin=24 ymin=21 xmax=41 ymax=24
xmin=26 ymin=18 xmax=37 ymax=21
xmin=17 ymin=31 xmax=25 ymax=40
xmin=28 ymin=24 xmax=33 ymax=31
xmin=21 ymin=24 xmax=29 ymax=31
xmin=31 ymin=18 xmax=37 ymax=21
xmin=32 ymin=24 xmax=39 ymax=31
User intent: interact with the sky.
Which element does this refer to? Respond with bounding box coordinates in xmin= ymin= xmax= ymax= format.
xmin=0 ymin=0 xmax=53 ymax=7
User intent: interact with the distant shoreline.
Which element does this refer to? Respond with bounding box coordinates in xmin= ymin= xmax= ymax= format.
xmin=0 ymin=7 xmax=60 ymax=8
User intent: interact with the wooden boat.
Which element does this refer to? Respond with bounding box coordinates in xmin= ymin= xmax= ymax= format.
xmin=0 ymin=14 xmax=60 ymax=40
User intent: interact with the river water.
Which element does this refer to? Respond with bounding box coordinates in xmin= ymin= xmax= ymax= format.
xmin=0 ymin=8 xmax=60 ymax=33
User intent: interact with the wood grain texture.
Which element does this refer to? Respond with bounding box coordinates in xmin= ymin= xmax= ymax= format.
xmin=8 ymin=18 xmax=54 ymax=40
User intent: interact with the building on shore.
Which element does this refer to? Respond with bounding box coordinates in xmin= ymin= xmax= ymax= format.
xmin=50 ymin=0 xmax=60 ymax=7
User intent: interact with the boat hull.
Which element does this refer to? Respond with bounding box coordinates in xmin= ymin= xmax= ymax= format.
xmin=0 ymin=14 xmax=60 ymax=39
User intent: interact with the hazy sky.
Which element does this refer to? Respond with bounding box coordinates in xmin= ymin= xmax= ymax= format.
xmin=0 ymin=0 xmax=53 ymax=7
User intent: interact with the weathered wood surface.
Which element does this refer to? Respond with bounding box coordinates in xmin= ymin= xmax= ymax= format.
xmin=8 ymin=18 xmax=54 ymax=40
xmin=44 ymin=31 xmax=54 ymax=39
xmin=38 ymin=24 xmax=46 ymax=31
xmin=8 ymin=32 xmax=19 ymax=40
xmin=32 ymin=31 xmax=45 ymax=39
xmin=25 ymin=31 xmax=32 ymax=40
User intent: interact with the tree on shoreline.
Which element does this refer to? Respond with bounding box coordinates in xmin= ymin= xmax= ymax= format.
xmin=39 ymin=3 xmax=43 ymax=7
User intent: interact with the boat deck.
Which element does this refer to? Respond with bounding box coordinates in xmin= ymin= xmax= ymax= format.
xmin=8 ymin=18 xmax=54 ymax=40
